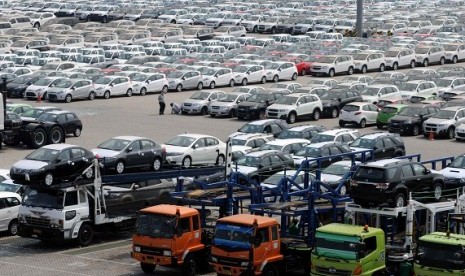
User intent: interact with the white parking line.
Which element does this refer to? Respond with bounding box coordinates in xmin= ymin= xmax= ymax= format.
xmin=56 ymin=239 xmax=131 ymax=255
xmin=0 ymin=260 xmax=91 ymax=276
xmin=65 ymin=255 xmax=135 ymax=266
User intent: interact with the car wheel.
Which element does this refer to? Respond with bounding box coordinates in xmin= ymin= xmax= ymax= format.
xmin=271 ymin=27 xmax=276 ymax=34
xmin=339 ymin=184 xmax=347 ymax=195
xmin=433 ymin=182 xmax=443 ymax=202
xmin=331 ymin=107 xmax=339 ymax=118
xmin=152 ymin=157 xmax=162 ymax=171
xmin=209 ymin=81 xmax=215 ymax=89
xmin=312 ymin=109 xmax=320 ymax=121
xmin=77 ymin=224 xmax=93 ymax=247
xmin=339 ymin=120 xmax=346 ymax=127
xmin=440 ymin=57 xmax=445 ymax=65
xmin=258 ymin=110 xmax=266 ymax=119
xmin=31 ymin=128 xmax=47 ymax=149
xmin=272 ymin=75 xmax=279 ymax=82
xmin=447 ymin=127 xmax=455 ymax=139
xmin=410 ymin=60 xmax=416 ymax=68
xmin=347 ymin=66 xmax=354 ymax=75
xmin=126 ymin=88 xmax=132 ymax=97
xmin=261 ymin=76 xmax=266 ymax=84
xmin=84 ymin=167 xmax=93 ymax=179
xmin=301 ymin=69 xmax=306 ymax=76
xmin=358 ymin=118 xmax=367 ymax=128
xmin=393 ymin=192 xmax=406 ymax=207
xmin=393 ymin=62 xmax=398 ymax=70
xmin=74 ymin=128 xmax=82 ymax=137
xmin=229 ymin=79 xmax=235 ymax=87
xmin=423 ymin=59 xmax=429 ymax=67
xmin=291 ymin=72 xmax=297 ymax=80
xmin=102 ymin=16 xmax=108 ymax=23
xmin=65 ymin=94 xmax=72 ymax=103
xmin=200 ymin=106 xmax=208 ymax=115
xmin=253 ymin=26 xmax=258 ymax=32
xmin=115 ymin=160 xmax=125 ymax=174
xmin=140 ymin=263 xmax=156 ymax=274
xmin=140 ymin=87 xmax=147 ymax=96
xmin=379 ymin=64 xmax=385 ymax=72
xmin=287 ymin=112 xmax=297 ymax=124
xmin=104 ymin=90 xmax=110 ymax=99
xmin=48 ymin=126 xmax=64 ymax=144
xmin=182 ymin=156 xmax=192 ymax=168
xmin=361 ymin=65 xmax=367 ymax=74
xmin=162 ymin=85 xmax=168 ymax=93
xmin=328 ymin=68 xmax=335 ymax=77
xmin=228 ymin=109 xmax=236 ymax=118
xmin=88 ymin=91 xmax=95 ymax=100
xmin=44 ymin=172 xmax=54 ymax=186
xmin=176 ymin=84 xmax=183 ymax=92
xmin=412 ymin=125 xmax=420 ymax=136
xmin=216 ymin=154 xmax=225 ymax=165
xmin=8 ymin=220 xmax=18 ymax=236
xmin=197 ymin=82 xmax=203 ymax=90
xmin=241 ymin=78 xmax=248 ymax=86
xmin=376 ymin=123 xmax=383 ymax=129
xmin=453 ymin=56 xmax=459 ymax=64
xmin=34 ymin=22 xmax=40 ymax=28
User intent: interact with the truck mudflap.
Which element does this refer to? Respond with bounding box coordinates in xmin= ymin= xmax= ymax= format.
xmin=17 ymin=224 xmax=67 ymax=242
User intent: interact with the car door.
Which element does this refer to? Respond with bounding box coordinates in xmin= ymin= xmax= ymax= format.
xmin=80 ymin=80 xmax=93 ymax=99
xmin=319 ymin=146 xmax=331 ymax=168
xmin=367 ymin=104 xmax=379 ymax=123
xmin=109 ymin=78 xmax=120 ymax=95
xmin=69 ymin=147 xmax=91 ymax=175
xmin=191 ymin=138 xmax=208 ymax=164
xmin=72 ymin=81 xmax=84 ymax=99
xmin=0 ymin=198 xmax=10 ymax=230
xmin=183 ymin=72 xmax=195 ymax=89
xmin=54 ymin=149 xmax=74 ymax=179
xmin=411 ymin=163 xmax=434 ymax=191
xmin=399 ymin=164 xmax=423 ymax=193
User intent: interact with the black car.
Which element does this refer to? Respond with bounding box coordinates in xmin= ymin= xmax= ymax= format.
xmin=234 ymin=150 xmax=294 ymax=182
xmin=320 ymin=89 xmax=363 ymax=118
xmin=10 ymin=144 xmax=95 ymax=186
xmin=232 ymin=119 xmax=289 ymax=138
xmin=92 ymin=136 xmax=165 ymax=174
xmin=20 ymin=106 xmax=62 ymax=125
xmin=277 ymin=124 xmax=327 ymax=140
xmin=292 ymin=141 xmax=352 ymax=169
xmin=6 ymin=75 xmax=40 ymax=98
xmin=388 ymin=104 xmax=440 ymax=136
xmin=34 ymin=110 xmax=83 ymax=138
xmin=349 ymin=133 xmax=406 ymax=160
xmin=237 ymin=90 xmax=289 ymax=120
xmin=350 ymin=159 xmax=445 ymax=207
xmin=276 ymin=17 xmax=299 ymax=34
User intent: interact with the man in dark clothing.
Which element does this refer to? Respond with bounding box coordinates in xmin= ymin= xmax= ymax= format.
xmin=399 ymin=253 xmax=413 ymax=276
xmin=158 ymin=91 xmax=166 ymax=115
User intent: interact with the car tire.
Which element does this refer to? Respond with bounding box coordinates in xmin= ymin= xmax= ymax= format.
xmin=162 ymin=85 xmax=168 ymax=93
xmin=197 ymin=82 xmax=203 ymax=90
xmin=216 ymin=154 xmax=225 ymax=165
xmin=241 ymin=78 xmax=248 ymax=86
xmin=379 ymin=64 xmax=385 ymax=72
xmin=272 ymin=75 xmax=279 ymax=82
xmin=412 ymin=125 xmax=420 ymax=136
xmin=74 ymin=128 xmax=82 ymax=137
xmin=34 ymin=22 xmax=40 ymax=28
xmin=8 ymin=219 xmax=18 ymax=236
xmin=182 ymin=156 xmax=192 ymax=168
xmin=126 ymin=88 xmax=132 ymax=97
xmin=358 ymin=118 xmax=367 ymax=128
xmin=361 ymin=65 xmax=367 ymax=74
xmin=253 ymin=26 xmax=258 ymax=33
xmin=228 ymin=109 xmax=236 ymax=118
xmin=88 ymin=91 xmax=95 ymax=100
xmin=152 ymin=157 xmax=162 ymax=171
xmin=65 ymin=94 xmax=72 ymax=103
xmin=433 ymin=182 xmax=443 ymax=202
xmin=423 ymin=59 xmax=429 ymax=67
xmin=393 ymin=192 xmax=406 ymax=207
xmin=312 ymin=109 xmax=321 ymax=121
xmin=261 ymin=76 xmax=266 ymax=84
xmin=102 ymin=16 xmax=108 ymax=23
xmin=291 ymin=72 xmax=297 ymax=80
xmin=453 ymin=56 xmax=458 ymax=64
xmin=48 ymin=126 xmax=64 ymax=144
xmin=200 ymin=106 xmax=208 ymax=115
xmin=447 ymin=127 xmax=455 ymax=139
xmin=30 ymin=128 xmax=47 ymax=149
xmin=115 ymin=160 xmax=125 ymax=174
xmin=410 ymin=60 xmax=416 ymax=68
xmin=140 ymin=87 xmax=147 ymax=96
xmin=271 ymin=27 xmax=276 ymax=34
xmin=140 ymin=263 xmax=156 ymax=274
xmin=339 ymin=184 xmax=348 ymax=195
xmin=258 ymin=110 xmax=266 ymax=119
xmin=331 ymin=107 xmax=339 ymax=118
xmin=77 ymin=223 xmax=93 ymax=247
xmin=392 ymin=62 xmax=398 ymax=70
xmin=104 ymin=90 xmax=110 ymax=99
xmin=84 ymin=167 xmax=93 ymax=179
xmin=301 ymin=69 xmax=306 ymax=76
xmin=176 ymin=84 xmax=183 ymax=92
xmin=44 ymin=172 xmax=54 ymax=186
xmin=347 ymin=66 xmax=354 ymax=75
xmin=440 ymin=57 xmax=445 ymax=65
xmin=229 ymin=79 xmax=235 ymax=87
xmin=287 ymin=112 xmax=297 ymax=124
xmin=328 ymin=68 xmax=335 ymax=77
xmin=376 ymin=123 xmax=383 ymax=129
xmin=209 ymin=81 xmax=215 ymax=89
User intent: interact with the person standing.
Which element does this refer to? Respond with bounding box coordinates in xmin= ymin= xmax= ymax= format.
xmin=158 ymin=91 xmax=166 ymax=115
xmin=399 ymin=254 xmax=413 ymax=276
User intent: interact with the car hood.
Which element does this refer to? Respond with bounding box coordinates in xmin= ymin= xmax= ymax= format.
xmin=390 ymin=115 xmax=418 ymax=121
xmin=234 ymin=165 xmax=258 ymax=175
xmin=211 ymin=101 xmax=235 ymax=107
xmin=238 ymin=102 xmax=264 ymax=108
xmin=440 ymin=167 xmax=465 ymax=179
xmin=162 ymin=144 xmax=188 ymax=153
xmin=12 ymin=159 xmax=49 ymax=170
xmin=268 ymin=103 xmax=292 ymax=110
xmin=26 ymin=84 xmax=48 ymax=91
xmin=91 ymin=148 xmax=120 ymax=158
xmin=425 ymin=118 xmax=453 ymax=124
xmin=183 ymin=99 xmax=207 ymax=105
xmin=319 ymin=173 xmax=342 ymax=184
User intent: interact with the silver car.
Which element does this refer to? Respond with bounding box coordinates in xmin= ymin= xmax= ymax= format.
xmin=182 ymin=90 xmax=225 ymax=115
xmin=208 ymin=92 xmax=250 ymax=118
xmin=47 ymin=79 xmax=95 ymax=103
xmin=167 ymin=70 xmax=203 ymax=92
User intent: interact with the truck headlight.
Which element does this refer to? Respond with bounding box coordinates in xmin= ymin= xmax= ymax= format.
xmin=163 ymin=251 xmax=172 ymax=256
xmin=65 ymin=210 xmax=76 ymax=220
xmin=241 ymin=262 xmax=249 ymax=267
xmin=211 ymin=256 xmax=218 ymax=262
xmin=133 ymin=246 xmax=141 ymax=252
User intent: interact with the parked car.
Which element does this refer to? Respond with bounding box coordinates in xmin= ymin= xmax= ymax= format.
xmin=423 ymin=106 xmax=465 ymax=139
xmin=0 ymin=192 xmax=21 ymax=235
xmin=349 ymin=133 xmax=406 ymax=160
xmin=339 ymin=102 xmax=380 ymax=128
xmin=208 ymin=92 xmax=250 ymax=118
xmin=47 ymin=79 xmax=95 ymax=103
xmin=181 ymin=90 xmax=225 ymax=115
xmin=277 ymin=125 xmax=327 ymax=140
xmin=439 ymin=154 xmax=465 ymax=187
xmin=230 ymin=119 xmax=289 ymax=138
xmin=167 ymin=70 xmax=203 ymax=92
xmin=236 ymin=90 xmax=290 ymax=120
xmin=319 ymin=89 xmax=363 ymax=118
xmin=376 ymin=103 xmax=409 ymax=129
xmin=292 ymin=141 xmax=352 ymax=168
xmin=388 ymin=104 xmax=440 ymax=136
xmin=93 ymin=76 xmax=133 ymax=98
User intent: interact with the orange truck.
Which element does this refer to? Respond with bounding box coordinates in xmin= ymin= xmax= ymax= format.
xmin=131 ymin=204 xmax=211 ymax=276
xmin=209 ymin=214 xmax=311 ymax=276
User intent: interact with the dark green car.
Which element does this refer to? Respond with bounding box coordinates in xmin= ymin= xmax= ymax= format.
xmin=376 ymin=104 xmax=409 ymax=129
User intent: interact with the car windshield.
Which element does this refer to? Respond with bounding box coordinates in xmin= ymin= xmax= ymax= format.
xmin=236 ymin=156 xmax=261 ymax=167
xmin=398 ymin=83 xmax=418 ymax=91
xmin=238 ymin=123 xmax=264 ymax=133
xmin=381 ymin=106 xmax=399 ymax=114
xmin=26 ymin=147 xmax=60 ymax=162
xmin=95 ymin=77 xmax=112 ymax=85
xmin=11 ymin=76 xmax=31 ymax=84
xmin=259 ymin=144 xmax=282 ymax=151
xmin=436 ymin=79 xmax=453 ymax=87
xmin=311 ymin=134 xmax=335 ymax=143
xmin=0 ymin=182 xmax=20 ymax=192
xmin=294 ymin=146 xmax=321 ymax=157
xmin=219 ymin=94 xmax=238 ymax=102
xmin=361 ymin=87 xmax=380 ymax=96
xmin=54 ymin=80 xmax=74 ymax=88
xmin=22 ymin=186 xmax=64 ymax=209
xmin=434 ymin=110 xmax=456 ymax=119
xmin=165 ymin=136 xmax=196 ymax=147
xmin=167 ymin=71 xmax=184 ymax=78
xmin=190 ymin=91 xmax=210 ymax=100
xmin=415 ymin=47 xmax=429 ymax=54
xmin=265 ymin=63 xmax=280 ymax=70
xmin=134 ymin=212 xmax=176 ymax=238
xmin=398 ymin=107 xmax=421 ymax=116
xmin=384 ymin=50 xmax=399 ymax=57
xmin=449 ymin=155 xmax=465 ymax=169
xmin=31 ymin=59 xmax=49 ymax=66
xmin=323 ymin=163 xmax=353 ymax=176
xmin=97 ymin=138 xmax=130 ymax=151
xmin=33 ymin=78 xmax=54 ymax=86
xmin=36 ymin=112 xmax=58 ymax=122
xmin=350 ymin=138 xmax=375 ymax=149
xmin=316 ymin=56 xmax=335 ymax=63
xmin=202 ymin=68 xmax=218 ymax=76
xmin=40 ymin=64 xmax=58 ymax=70
xmin=279 ymin=130 xmax=307 ymax=139
xmin=21 ymin=109 xmax=47 ymax=118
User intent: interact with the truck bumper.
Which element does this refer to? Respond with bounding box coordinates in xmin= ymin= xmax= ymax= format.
xmin=210 ymin=263 xmax=253 ymax=276
xmin=131 ymin=251 xmax=179 ymax=266
xmin=18 ymin=224 xmax=67 ymax=241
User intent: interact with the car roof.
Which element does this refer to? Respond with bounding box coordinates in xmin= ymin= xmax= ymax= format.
xmin=42 ymin=143 xmax=81 ymax=150
xmin=441 ymin=106 xmax=465 ymax=111
xmin=306 ymin=141 xmax=340 ymax=147
xmin=247 ymin=119 xmax=283 ymax=125
xmin=112 ymin=136 xmax=146 ymax=141
xmin=264 ymin=139 xmax=309 ymax=146
xmin=363 ymin=158 xmax=409 ymax=168
xmin=318 ymin=128 xmax=357 ymax=135
xmin=177 ymin=133 xmax=216 ymax=139
xmin=245 ymin=150 xmax=281 ymax=157
xmin=287 ymin=124 xmax=324 ymax=131
xmin=360 ymin=132 xmax=397 ymax=139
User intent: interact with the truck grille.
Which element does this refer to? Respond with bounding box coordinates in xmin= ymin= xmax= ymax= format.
xmin=212 ymin=255 xmax=243 ymax=266
xmin=315 ymin=266 xmax=351 ymax=276
xmin=139 ymin=245 xmax=164 ymax=256
xmin=25 ymin=215 xmax=50 ymax=227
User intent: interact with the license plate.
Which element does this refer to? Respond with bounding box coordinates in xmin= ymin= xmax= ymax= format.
xmin=33 ymin=229 xmax=42 ymax=234
xmin=222 ymin=267 xmax=232 ymax=275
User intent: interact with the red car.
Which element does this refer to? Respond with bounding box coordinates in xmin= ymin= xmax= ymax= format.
xmin=283 ymin=57 xmax=312 ymax=76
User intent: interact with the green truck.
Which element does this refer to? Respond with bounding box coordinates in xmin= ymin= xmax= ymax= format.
xmin=311 ymin=223 xmax=387 ymax=276
xmin=414 ymin=232 xmax=465 ymax=275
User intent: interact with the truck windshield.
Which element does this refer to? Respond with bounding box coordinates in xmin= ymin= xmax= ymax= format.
xmin=135 ymin=212 xmax=176 ymax=239
xmin=416 ymin=240 xmax=465 ymax=270
xmin=22 ymin=186 xmax=64 ymax=209
xmin=214 ymin=223 xmax=252 ymax=249
xmin=314 ymin=233 xmax=361 ymax=260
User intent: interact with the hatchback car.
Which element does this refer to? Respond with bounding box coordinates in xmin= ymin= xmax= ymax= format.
xmin=92 ymin=136 xmax=165 ymax=174
xmin=339 ymin=102 xmax=380 ymax=128
xmin=0 ymin=192 xmax=21 ymax=235
xmin=10 ymin=144 xmax=95 ymax=186
xmin=94 ymin=76 xmax=133 ymax=98
xmin=131 ymin=73 xmax=169 ymax=95
xmin=47 ymin=79 xmax=95 ymax=103
xmin=167 ymin=70 xmax=203 ymax=92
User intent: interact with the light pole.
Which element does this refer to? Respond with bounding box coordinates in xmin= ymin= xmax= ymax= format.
xmin=356 ymin=0 xmax=363 ymax=37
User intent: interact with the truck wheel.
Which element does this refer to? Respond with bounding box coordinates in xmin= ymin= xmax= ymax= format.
xmin=77 ymin=223 xmax=93 ymax=247
xmin=140 ymin=263 xmax=156 ymax=274
xmin=182 ymin=255 xmax=198 ymax=276
xmin=8 ymin=219 xmax=18 ymax=236
xmin=31 ymin=128 xmax=47 ymax=148
xmin=48 ymin=126 xmax=64 ymax=144
xmin=152 ymin=157 xmax=162 ymax=171
xmin=433 ymin=182 xmax=443 ymax=202
xmin=115 ymin=160 xmax=125 ymax=174
xmin=74 ymin=128 xmax=82 ymax=137
xmin=263 ymin=264 xmax=279 ymax=276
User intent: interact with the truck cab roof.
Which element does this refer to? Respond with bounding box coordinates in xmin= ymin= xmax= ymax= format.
xmin=140 ymin=204 xmax=198 ymax=217
xmin=218 ymin=214 xmax=278 ymax=227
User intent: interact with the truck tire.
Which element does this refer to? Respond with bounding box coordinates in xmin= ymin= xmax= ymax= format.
xmin=263 ymin=264 xmax=279 ymax=276
xmin=77 ymin=223 xmax=93 ymax=247
xmin=182 ymin=254 xmax=198 ymax=276
xmin=48 ymin=126 xmax=64 ymax=144
xmin=30 ymin=128 xmax=47 ymax=149
xmin=140 ymin=263 xmax=156 ymax=274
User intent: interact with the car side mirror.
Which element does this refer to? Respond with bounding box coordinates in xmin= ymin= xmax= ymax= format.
xmin=335 ymin=61 xmax=338 ymax=64
xmin=127 ymin=147 xmax=133 ymax=152
xmin=193 ymin=144 xmax=198 ymax=149
xmin=181 ymin=77 xmax=185 ymax=80
xmin=71 ymin=86 xmax=75 ymax=90
xmin=452 ymin=85 xmax=455 ymax=88
xmin=258 ymin=164 xmax=264 ymax=168
xmin=296 ymin=102 xmax=300 ymax=106
xmin=247 ymin=71 xmax=251 ymax=75
xmin=277 ymin=68 xmax=281 ymax=71
xmin=55 ymin=158 xmax=62 ymax=163
xmin=423 ymin=169 xmax=430 ymax=174
xmin=109 ymin=83 xmax=114 ymax=87
xmin=146 ymin=80 xmax=150 ymax=83
xmin=338 ymin=98 xmax=342 ymax=102
xmin=214 ymin=74 xmax=218 ymax=77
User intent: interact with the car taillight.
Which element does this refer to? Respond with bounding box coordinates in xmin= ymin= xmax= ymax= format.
xmin=354 ymin=111 xmax=361 ymax=115
xmin=376 ymin=183 xmax=389 ymax=190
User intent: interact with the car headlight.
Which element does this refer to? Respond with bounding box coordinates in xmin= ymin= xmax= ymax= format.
xmin=322 ymin=66 xmax=328 ymax=69
xmin=65 ymin=210 xmax=76 ymax=220
xmin=163 ymin=251 xmax=172 ymax=256
xmin=192 ymin=103 xmax=201 ymax=107
xmin=96 ymin=86 xmax=103 ymax=90
xmin=167 ymin=152 xmax=183 ymax=156
xmin=220 ymin=106 xmax=230 ymax=110
xmin=235 ymin=75 xmax=241 ymax=78
xmin=133 ymin=246 xmax=141 ymax=252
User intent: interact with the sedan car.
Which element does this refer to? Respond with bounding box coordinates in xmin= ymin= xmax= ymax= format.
xmin=292 ymin=141 xmax=352 ymax=168
xmin=9 ymin=144 xmax=95 ymax=186
xmin=162 ymin=134 xmax=226 ymax=168
xmin=208 ymin=92 xmax=250 ymax=118
xmin=92 ymin=136 xmax=165 ymax=174
xmin=181 ymin=90 xmax=225 ymax=115
xmin=0 ymin=191 xmax=21 ymax=235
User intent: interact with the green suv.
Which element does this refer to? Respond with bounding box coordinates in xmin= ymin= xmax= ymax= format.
xmin=376 ymin=103 xmax=408 ymax=129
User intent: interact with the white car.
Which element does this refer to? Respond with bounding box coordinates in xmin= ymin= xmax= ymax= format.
xmin=94 ymin=76 xmax=133 ymax=99
xmin=360 ymin=84 xmax=402 ymax=104
xmin=384 ymin=48 xmax=416 ymax=70
xmin=131 ymin=73 xmax=169 ymax=95
xmin=162 ymin=134 xmax=226 ymax=168
xmin=24 ymin=77 xmax=68 ymax=100
xmin=181 ymin=90 xmax=225 ymax=115
xmin=202 ymin=67 xmax=235 ymax=89
xmin=257 ymin=138 xmax=309 ymax=155
xmin=265 ymin=61 xmax=298 ymax=82
xmin=443 ymin=43 xmax=465 ymax=64
xmin=47 ymin=79 xmax=95 ymax=103
xmin=423 ymin=106 xmax=465 ymax=139
xmin=397 ymin=80 xmax=438 ymax=100
xmin=157 ymin=9 xmax=188 ymax=23
xmin=0 ymin=169 xmax=10 ymax=181
xmin=352 ymin=52 xmax=386 ymax=73
xmin=0 ymin=191 xmax=21 ymax=235
xmin=232 ymin=65 xmax=267 ymax=86
xmin=440 ymin=154 xmax=465 ymax=186
xmin=415 ymin=45 xmax=446 ymax=67
xmin=339 ymin=102 xmax=380 ymax=128
xmin=436 ymin=77 xmax=465 ymax=97
xmin=310 ymin=55 xmax=355 ymax=77
xmin=266 ymin=93 xmax=323 ymax=124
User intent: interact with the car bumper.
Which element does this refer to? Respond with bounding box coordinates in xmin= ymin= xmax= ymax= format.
xmin=10 ymin=172 xmax=42 ymax=183
xmin=18 ymin=224 xmax=66 ymax=241
xmin=237 ymin=109 xmax=260 ymax=119
xmin=48 ymin=93 xmax=66 ymax=101
xmin=423 ymin=126 xmax=448 ymax=137
xmin=266 ymin=111 xmax=287 ymax=120
xmin=209 ymin=108 xmax=231 ymax=116
xmin=165 ymin=156 xmax=183 ymax=165
xmin=181 ymin=106 xmax=202 ymax=114
xmin=310 ymin=68 xmax=329 ymax=75
xmin=388 ymin=123 xmax=414 ymax=134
